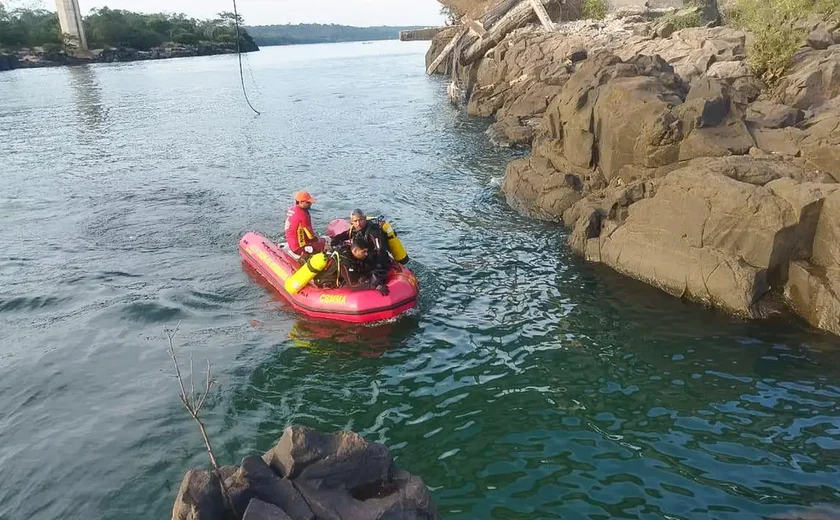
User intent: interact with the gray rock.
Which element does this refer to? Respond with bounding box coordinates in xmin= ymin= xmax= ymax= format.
xmin=262 ymin=426 xmax=393 ymax=492
xmin=502 ymin=155 xmax=583 ymax=221
xmin=812 ymin=190 xmax=840 ymax=269
xmin=569 ymin=49 xmax=588 ymax=63
xmin=749 ymin=127 xmax=804 ymax=157
xmin=171 ymin=469 xmax=227 ymax=520
xmin=799 ymin=111 xmax=840 ymax=182
xmin=243 ymin=499 xmax=293 ymax=520
xmin=656 ymin=22 xmax=676 ymax=38
xmin=777 ymin=49 xmax=840 ymax=110
xmin=295 ymin=469 xmax=440 ymax=520
xmin=807 ymin=28 xmax=834 ymax=50
xmin=225 ymin=456 xmax=314 ymax=520
xmin=746 ymin=100 xmax=805 ymax=129
xmin=785 ymin=262 xmax=840 ymax=336
xmin=0 ymin=54 xmax=17 ymax=72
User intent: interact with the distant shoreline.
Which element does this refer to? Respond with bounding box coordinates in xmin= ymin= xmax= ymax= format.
xmin=244 ymin=22 xmax=432 ymax=47
xmin=0 ymin=44 xmax=258 ymax=72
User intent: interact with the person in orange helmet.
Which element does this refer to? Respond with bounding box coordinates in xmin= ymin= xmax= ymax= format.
xmin=284 ymin=190 xmax=325 ymax=257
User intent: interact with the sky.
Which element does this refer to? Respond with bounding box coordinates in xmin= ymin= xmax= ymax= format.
xmin=15 ymin=0 xmax=448 ymax=26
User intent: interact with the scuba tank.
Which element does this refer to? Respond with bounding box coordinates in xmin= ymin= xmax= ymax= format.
xmin=285 ymin=252 xmax=329 ymax=294
xmin=376 ymin=218 xmax=409 ymax=265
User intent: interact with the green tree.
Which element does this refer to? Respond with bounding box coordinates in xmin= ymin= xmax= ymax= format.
xmin=0 ymin=5 xmax=60 ymax=47
xmin=2 ymin=5 xmax=258 ymax=52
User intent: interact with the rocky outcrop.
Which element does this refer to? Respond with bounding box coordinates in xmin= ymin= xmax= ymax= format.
xmin=429 ymin=13 xmax=751 ymax=147
xmin=568 ymin=158 xmax=836 ymax=316
xmin=426 ymin=26 xmax=461 ymax=76
xmin=785 ymin=190 xmax=840 ymax=336
xmin=776 ymin=48 xmax=840 ymax=110
xmin=428 ymin=9 xmax=840 ymax=336
xmin=172 ymin=426 xmax=439 ymax=520
xmin=0 ymin=53 xmax=18 ymax=71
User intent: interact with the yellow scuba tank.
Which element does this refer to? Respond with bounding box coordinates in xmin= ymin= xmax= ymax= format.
xmin=285 ymin=252 xmax=328 ymax=294
xmin=379 ymin=220 xmax=409 ymax=265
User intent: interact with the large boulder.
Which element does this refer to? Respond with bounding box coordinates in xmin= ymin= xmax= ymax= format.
xmin=767 ymin=178 xmax=840 ymax=261
xmin=745 ymin=100 xmax=805 ymax=129
xmin=705 ymin=60 xmax=764 ymax=104
xmin=570 ymin=160 xmax=835 ymax=316
xmin=262 ymin=426 xmax=392 ymax=491
xmin=225 ymin=457 xmax=314 ymax=520
xmin=243 ymin=499 xmax=293 ymax=520
xmin=812 ymin=190 xmax=840 ymax=269
xmin=675 ymin=77 xmax=755 ymax=161
xmin=172 ymin=470 xmax=227 ymax=520
xmin=785 ymin=189 xmax=840 ymax=336
xmin=172 ymin=427 xmax=439 ymax=520
xmin=295 ymin=469 xmax=439 ymax=520
xmin=799 ymin=111 xmax=840 ymax=182
xmin=749 ymin=127 xmax=805 ymax=157
xmin=594 ymin=75 xmax=685 ymax=179
xmin=777 ymin=49 xmax=840 ymax=110
xmin=807 ymin=28 xmax=835 ymax=50
xmin=486 ymin=115 xmax=538 ymax=147
xmin=502 ymin=155 xmax=582 ymax=221
xmin=543 ymin=52 xmax=686 ymax=176
xmin=785 ymin=263 xmax=840 ymax=336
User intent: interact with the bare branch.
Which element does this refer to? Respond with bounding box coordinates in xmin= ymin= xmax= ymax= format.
xmin=166 ymin=321 xmax=192 ymax=415
xmin=166 ymin=324 xmax=233 ymax=514
xmin=189 ymin=351 xmax=196 ymax=410
xmin=195 ymin=360 xmax=213 ymax=413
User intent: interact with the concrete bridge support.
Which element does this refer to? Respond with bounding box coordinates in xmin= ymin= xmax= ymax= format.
xmin=56 ymin=0 xmax=88 ymax=50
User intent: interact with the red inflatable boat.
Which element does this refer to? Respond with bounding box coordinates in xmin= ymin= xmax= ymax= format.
xmin=239 ymin=231 xmax=419 ymax=323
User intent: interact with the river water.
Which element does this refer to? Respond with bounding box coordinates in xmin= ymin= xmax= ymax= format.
xmin=1 ymin=40 xmax=839 ymax=520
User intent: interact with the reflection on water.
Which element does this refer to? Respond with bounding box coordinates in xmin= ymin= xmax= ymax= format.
xmin=66 ymin=65 xmax=109 ymax=132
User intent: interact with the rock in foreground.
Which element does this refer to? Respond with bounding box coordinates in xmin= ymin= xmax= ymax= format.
xmin=172 ymin=426 xmax=440 ymax=520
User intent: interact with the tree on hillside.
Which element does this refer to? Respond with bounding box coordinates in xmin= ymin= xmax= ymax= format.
xmin=440 ymin=5 xmax=464 ymax=25
xmin=0 ymin=5 xmax=60 ymax=47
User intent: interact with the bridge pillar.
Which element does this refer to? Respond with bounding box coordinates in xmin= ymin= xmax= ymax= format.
xmin=55 ymin=0 xmax=88 ymax=50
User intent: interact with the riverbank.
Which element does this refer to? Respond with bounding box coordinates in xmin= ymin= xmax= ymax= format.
xmin=428 ymin=3 xmax=840 ymax=337
xmin=0 ymin=42 xmax=259 ymax=72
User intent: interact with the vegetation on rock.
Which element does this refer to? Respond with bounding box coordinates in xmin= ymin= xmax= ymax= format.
xmin=731 ymin=0 xmax=839 ymax=81
xmin=582 ymin=0 xmax=609 ymax=21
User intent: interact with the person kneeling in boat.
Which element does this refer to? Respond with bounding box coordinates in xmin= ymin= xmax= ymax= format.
xmin=285 ymin=190 xmax=326 ymax=259
xmin=330 ymin=208 xmax=392 ymax=280
xmin=315 ymin=236 xmax=389 ymax=295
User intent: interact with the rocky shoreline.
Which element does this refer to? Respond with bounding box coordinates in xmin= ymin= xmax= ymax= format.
xmin=428 ymin=6 xmax=840 ymax=337
xmin=172 ymin=425 xmax=439 ymax=520
xmin=0 ymin=41 xmax=258 ymax=72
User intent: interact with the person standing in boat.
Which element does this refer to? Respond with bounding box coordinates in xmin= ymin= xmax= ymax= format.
xmin=330 ymin=209 xmax=392 ymax=279
xmin=315 ymin=236 xmax=389 ymax=295
xmin=285 ymin=190 xmax=325 ymax=257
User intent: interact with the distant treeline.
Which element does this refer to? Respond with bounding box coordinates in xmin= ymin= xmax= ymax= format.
xmin=245 ymin=23 xmax=426 ymax=46
xmin=0 ymin=5 xmax=257 ymax=52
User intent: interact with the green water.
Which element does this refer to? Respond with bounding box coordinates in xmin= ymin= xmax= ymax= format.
xmin=0 ymin=41 xmax=838 ymax=520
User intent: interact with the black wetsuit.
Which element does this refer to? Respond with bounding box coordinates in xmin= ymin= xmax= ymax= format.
xmin=330 ymin=219 xmax=392 ymax=279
